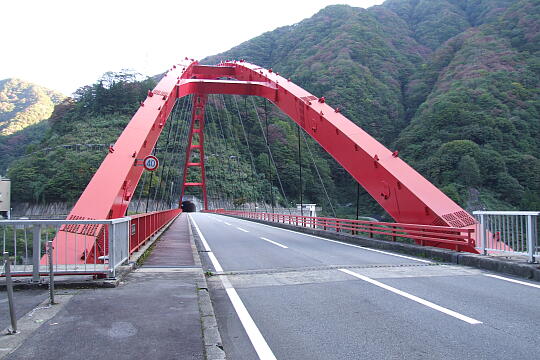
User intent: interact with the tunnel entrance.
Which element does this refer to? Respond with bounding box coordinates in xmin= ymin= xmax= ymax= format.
xmin=181 ymin=201 xmax=197 ymax=212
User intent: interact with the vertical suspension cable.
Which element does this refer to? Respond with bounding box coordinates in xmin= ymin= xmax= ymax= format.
xmin=135 ymin=164 xmax=148 ymax=213
xmin=204 ymin=108 xmax=217 ymax=209
xmin=297 ymin=124 xmax=304 ymax=217
xmin=205 ymin=100 xmax=229 ymax=209
xmin=145 ymin=147 xmax=157 ymax=213
xmin=207 ymin=100 xmax=227 ymax=210
xmin=208 ymin=95 xmax=236 ymax=209
xmin=356 ymin=182 xmax=360 ymax=221
xmin=249 ymin=97 xmax=292 ymax=214
xmin=232 ymin=95 xmax=261 ymax=212
xmin=247 ymin=98 xmax=268 ymax=213
xmin=248 ymin=100 xmax=268 ymax=213
xmin=204 ymin=99 xmax=219 ymax=206
xmin=161 ymin=94 xmax=192 ymax=210
xmin=175 ymin=95 xmax=194 ymax=207
xmin=300 ymin=130 xmax=337 ymax=218
xmin=158 ymin=97 xmax=189 ymax=209
xmin=219 ymin=95 xmax=249 ymax=210
xmin=230 ymin=96 xmax=249 ymax=211
xmin=150 ymin=99 xmax=182 ymax=210
xmin=264 ymin=99 xmax=274 ymax=214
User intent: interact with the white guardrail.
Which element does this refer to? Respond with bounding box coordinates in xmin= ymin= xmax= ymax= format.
xmin=473 ymin=211 xmax=540 ymax=262
xmin=0 ymin=217 xmax=131 ymax=279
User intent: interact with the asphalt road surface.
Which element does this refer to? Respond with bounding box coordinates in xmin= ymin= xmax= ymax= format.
xmin=190 ymin=212 xmax=540 ymax=360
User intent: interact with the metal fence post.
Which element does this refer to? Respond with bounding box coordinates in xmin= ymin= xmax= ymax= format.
xmin=3 ymin=252 xmax=18 ymax=334
xmin=110 ymin=223 xmax=116 ymax=278
xmin=32 ymin=225 xmax=41 ymax=282
xmin=527 ymin=215 xmax=535 ymax=263
xmin=479 ymin=214 xmax=486 ymax=255
xmin=127 ymin=220 xmax=131 ymax=261
xmin=47 ymin=241 xmax=55 ymax=305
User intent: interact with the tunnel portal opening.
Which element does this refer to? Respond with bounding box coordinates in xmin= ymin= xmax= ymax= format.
xmin=181 ymin=201 xmax=197 ymax=212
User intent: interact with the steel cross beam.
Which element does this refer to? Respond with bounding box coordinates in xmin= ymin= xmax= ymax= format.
xmin=53 ymin=59 xmax=479 ymax=264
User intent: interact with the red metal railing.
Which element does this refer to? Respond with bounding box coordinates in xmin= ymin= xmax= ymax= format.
xmin=129 ymin=209 xmax=182 ymax=254
xmin=208 ymin=210 xmax=475 ymax=252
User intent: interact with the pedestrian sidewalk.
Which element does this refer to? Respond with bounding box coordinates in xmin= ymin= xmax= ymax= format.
xmin=0 ymin=214 xmax=221 ymax=360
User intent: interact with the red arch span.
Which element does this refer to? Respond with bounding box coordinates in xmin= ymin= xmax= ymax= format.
xmin=56 ymin=59 xmax=478 ymax=262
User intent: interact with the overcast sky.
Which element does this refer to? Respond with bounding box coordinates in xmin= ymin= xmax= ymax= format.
xmin=1 ymin=0 xmax=385 ymax=95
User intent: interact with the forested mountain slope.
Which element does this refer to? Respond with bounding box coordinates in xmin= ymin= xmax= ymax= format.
xmin=6 ymin=71 xmax=156 ymax=203
xmin=0 ymin=78 xmax=64 ymax=171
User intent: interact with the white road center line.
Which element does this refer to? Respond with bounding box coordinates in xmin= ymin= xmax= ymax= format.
xmin=237 ymin=227 xmax=249 ymax=233
xmin=189 ymin=215 xmax=277 ymax=360
xmin=219 ymin=215 xmax=431 ymax=263
xmin=259 ymin=237 xmax=288 ymax=249
xmin=339 ymin=268 xmax=482 ymax=325
xmin=484 ymin=274 xmax=540 ymax=289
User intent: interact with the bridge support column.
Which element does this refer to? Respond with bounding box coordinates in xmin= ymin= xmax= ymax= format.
xmin=180 ymin=94 xmax=208 ymax=210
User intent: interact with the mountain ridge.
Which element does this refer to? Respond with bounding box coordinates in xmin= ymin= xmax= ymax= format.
xmin=0 ymin=78 xmax=65 ymax=172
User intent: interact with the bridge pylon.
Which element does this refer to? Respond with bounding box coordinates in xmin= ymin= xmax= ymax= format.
xmin=180 ymin=94 xmax=208 ymax=210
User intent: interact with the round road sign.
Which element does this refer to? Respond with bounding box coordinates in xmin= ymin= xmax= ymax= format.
xmin=143 ymin=155 xmax=159 ymax=171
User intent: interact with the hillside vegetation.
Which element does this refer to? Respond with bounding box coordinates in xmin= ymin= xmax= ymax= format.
xmin=0 ymin=78 xmax=64 ymax=171
xmin=4 ymin=0 xmax=539 ymax=218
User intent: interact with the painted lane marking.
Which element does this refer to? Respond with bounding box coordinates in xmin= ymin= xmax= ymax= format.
xmin=237 ymin=227 xmax=249 ymax=233
xmin=219 ymin=215 xmax=431 ymax=263
xmin=339 ymin=268 xmax=482 ymax=325
xmin=193 ymin=216 xmax=223 ymax=272
xmin=0 ymin=298 xmax=8 ymax=304
xmin=484 ymin=274 xmax=540 ymax=289
xmin=259 ymin=237 xmax=288 ymax=249
xmin=189 ymin=215 xmax=277 ymax=360
xmin=223 ymin=222 xmax=232 ymax=226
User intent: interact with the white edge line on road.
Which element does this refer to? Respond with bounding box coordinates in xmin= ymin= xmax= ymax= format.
xmin=339 ymin=268 xmax=482 ymax=325
xmin=237 ymin=227 xmax=249 ymax=233
xmin=259 ymin=237 xmax=288 ymax=249
xmin=484 ymin=274 xmax=540 ymax=289
xmin=189 ymin=215 xmax=277 ymax=360
xmin=211 ymin=214 xmax=431 ymax=264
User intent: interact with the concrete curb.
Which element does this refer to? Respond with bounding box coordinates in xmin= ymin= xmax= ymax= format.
xmin=187 ymin=215 xmax=226 ymax=360
xmin=224 ymin=215 xmax=540 ymax=282
xmin=0 ymin=213 xmax=181 ymax=290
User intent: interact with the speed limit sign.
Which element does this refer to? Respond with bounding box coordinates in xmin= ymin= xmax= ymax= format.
xmin=143 ymin=155 xmax=159 ymax=171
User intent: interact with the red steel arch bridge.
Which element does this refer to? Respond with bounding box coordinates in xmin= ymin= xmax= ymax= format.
xmin=47 ymin=59 xmax=487 ymax=265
